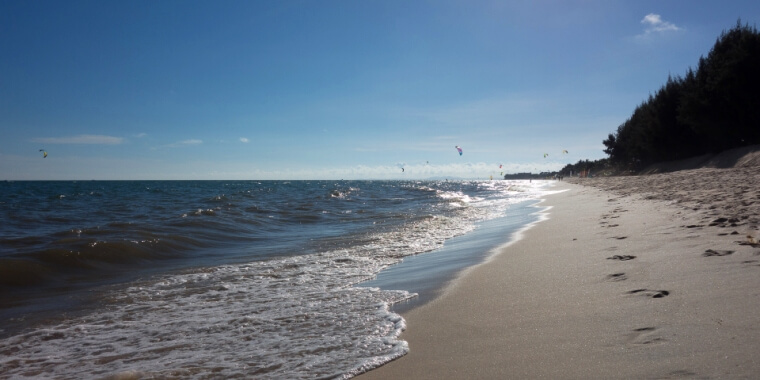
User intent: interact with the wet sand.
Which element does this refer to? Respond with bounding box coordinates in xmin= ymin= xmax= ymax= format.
xmin=360 ymin=168 xmax=760 ymax=379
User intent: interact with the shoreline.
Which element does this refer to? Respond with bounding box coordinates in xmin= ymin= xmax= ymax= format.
xmin=358 ymin=199 xmax=544 ymax=314
xmin=360 ymin=178 xmax=760 ymax=379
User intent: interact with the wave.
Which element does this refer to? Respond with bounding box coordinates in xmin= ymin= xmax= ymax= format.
xmin=0 ymin=236 xmax=199 ymax=288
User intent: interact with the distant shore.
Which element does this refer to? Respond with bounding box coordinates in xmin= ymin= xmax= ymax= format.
xmin=360 ymin=166 xmax=760 ymax=379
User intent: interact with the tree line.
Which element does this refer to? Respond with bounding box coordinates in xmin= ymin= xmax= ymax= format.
xmin=557 ymin=158 xmax=611 ymax=177
xmin=600 ymin=20 xmax=760 ymax=171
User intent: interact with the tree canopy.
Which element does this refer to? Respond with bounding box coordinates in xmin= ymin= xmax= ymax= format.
xmin=602 ymin=21 xmax=760 ymax=170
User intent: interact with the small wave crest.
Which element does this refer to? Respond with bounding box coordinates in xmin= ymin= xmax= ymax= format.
xmin=1 ymin=237 xmax=197 ymax=289
xmin=329 ymin=189 xmax=349 ymax=199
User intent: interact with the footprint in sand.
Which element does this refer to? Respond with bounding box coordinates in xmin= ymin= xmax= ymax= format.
xmin=611 ymin=236 xmax=628 ymax=240
xmin=702 ymin=249 xmax=734 ymax=257
xmin=736 ymin=236 xmax=760 ymax=248
xmin=660 ymin=370 xmax=699 ymax=378
xmin=709 ymin=217 xmax=742 ymax=228
xmin=627 ymin=289 xmax=670 ymax=298
xmin=605 ymin=272 xmax=627 ymax=282
xmin=625 ymin=326 xmax=667 ymax=345
xmin=607 ymin=254 xmax=636 ymax=261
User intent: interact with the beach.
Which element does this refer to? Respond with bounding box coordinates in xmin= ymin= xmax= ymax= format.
xmin=360 ymin=166 xmax=760 ymax=379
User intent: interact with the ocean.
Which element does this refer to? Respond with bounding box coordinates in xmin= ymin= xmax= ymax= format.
xmin=0 ymin=180 xmax=553 ymax=379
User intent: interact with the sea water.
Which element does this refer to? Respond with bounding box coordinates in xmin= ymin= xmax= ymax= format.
xmin=0 ymin=180 xmax=553 ymax=379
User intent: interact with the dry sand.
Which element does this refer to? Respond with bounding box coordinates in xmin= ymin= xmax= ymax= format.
xmin=572 ymin=167 xmax=760 ymax=232
xmin=360 ymin=167 xmax=760 ymax=379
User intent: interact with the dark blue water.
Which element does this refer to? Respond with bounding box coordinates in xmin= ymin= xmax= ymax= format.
xmin=0 ymin=181 xmax=447 ymax=304
xmin=0 ymin=179 xmax=553 ymax=379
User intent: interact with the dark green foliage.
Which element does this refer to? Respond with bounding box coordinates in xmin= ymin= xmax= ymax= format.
xmin=603 ymin=21 xmax=760 ymax=169
xmin=559 ymin=158 xmax=612 ymax=177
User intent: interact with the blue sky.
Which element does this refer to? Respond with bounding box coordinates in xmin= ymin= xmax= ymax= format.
xmin=2 ymin=0 xmax=759 ymax=180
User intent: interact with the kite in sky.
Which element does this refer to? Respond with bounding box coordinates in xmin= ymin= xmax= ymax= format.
xmin=543 ymin=153 xmax=548 ymax=158
xmin=39 ymin=149 xmax=47 ymax=158
xmin=562 ymin=150 xmax=569 ymax=154
xmin=455 ymin=146 xmax=463 ymax=156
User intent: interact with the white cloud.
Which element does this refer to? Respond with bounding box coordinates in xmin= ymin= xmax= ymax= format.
xmin=239 ymin=137 xmax=249 ymax=143
xmin=162 ymin=139 xmax=203 ymax=148
xmin=135 ymin=133 xmax=147 ymax=138
xmin=641 ymin=13 xmax=681 ymax=34
xmin=33 ymin=134 xmax=124 ymax=145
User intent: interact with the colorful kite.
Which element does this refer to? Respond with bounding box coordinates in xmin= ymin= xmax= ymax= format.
xmin=39 ymin=149 xmax=47 ymax=158
xmin=455 ymin=146 xmax=463 ymax=156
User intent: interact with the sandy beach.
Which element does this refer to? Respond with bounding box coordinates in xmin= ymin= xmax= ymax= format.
xmin=360 ymin=166 xmax=760 ymax=379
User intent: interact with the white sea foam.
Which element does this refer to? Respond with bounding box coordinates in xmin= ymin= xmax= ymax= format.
xmin=1 ymin=252 xmax=412 ymax=379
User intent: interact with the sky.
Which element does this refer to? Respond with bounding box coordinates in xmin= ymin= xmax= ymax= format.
xmin=2 ymin=0 xmax=759 ymax=180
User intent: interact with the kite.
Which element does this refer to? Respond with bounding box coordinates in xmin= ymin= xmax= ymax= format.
xmin=543 ymin=153 xmax=549 ymax=158
xmin=455 ymin=146 xmax=463 ymax=156
xmin=401 ymin=167 xmax=405 ymax=172
xmin=499 ymin=164 xmax=503 ymax=169
xmin=562 ymin=150 xmax=568 ymax=154
xmin=39 ymin=149 xmax=47 ymax=158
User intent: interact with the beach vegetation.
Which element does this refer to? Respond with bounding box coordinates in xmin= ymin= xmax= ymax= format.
xmin=558 ymin=158 xmax=614 ymax=177
xmin=602 ymin=20 xmax=760 ymax=170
